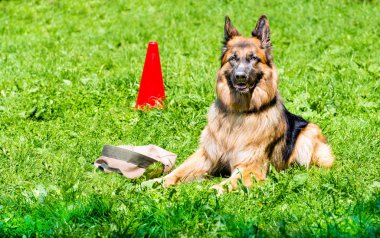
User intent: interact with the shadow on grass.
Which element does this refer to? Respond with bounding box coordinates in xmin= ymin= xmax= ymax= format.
xmin=0 ymin=195 xmax=112 ymax=237
xmin=0 ymin=189 xmax=378 ymax=237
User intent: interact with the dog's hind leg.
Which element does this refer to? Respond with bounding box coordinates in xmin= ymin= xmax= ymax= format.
xmin=289 ymin=123 xmax=334 ymax=168
xmin=150 ymin=148 xmax=213 ymax=187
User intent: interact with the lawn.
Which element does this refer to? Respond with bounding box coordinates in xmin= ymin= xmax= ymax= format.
xmin=0 ymin=0 xmax=379 ymax=237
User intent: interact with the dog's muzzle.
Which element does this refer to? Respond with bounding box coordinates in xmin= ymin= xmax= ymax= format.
xmin=234 ymin=71 xmax=248 ymax=90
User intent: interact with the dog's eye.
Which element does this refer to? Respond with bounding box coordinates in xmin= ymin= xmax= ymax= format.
xmin=228 ymin=54 xmax=238 ymax=62
xmin=248 ymin=54 xmax=260 ymax=62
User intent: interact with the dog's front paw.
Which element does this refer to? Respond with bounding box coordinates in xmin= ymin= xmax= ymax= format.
xmin=210 ymin=184 xmax=226 ymax=195
xmin=141 ymin=176 xmax=179 ymax=188
xmin=141 ymin=178 xmax=164 ymax=189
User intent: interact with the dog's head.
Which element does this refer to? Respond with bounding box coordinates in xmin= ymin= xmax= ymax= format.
xmin=217 ymin=16 xmax=278 ymax=112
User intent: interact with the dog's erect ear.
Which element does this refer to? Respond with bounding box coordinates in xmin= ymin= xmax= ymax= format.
xmin=252 ymin=15 xmax=273 ymax=64
xmin=224 ymin=16 xmax=240 ymax=44
xmin=252 ymin=15 xmax=271 ymax=49
xmin=221 ymin=16 xmax=240 ymax=62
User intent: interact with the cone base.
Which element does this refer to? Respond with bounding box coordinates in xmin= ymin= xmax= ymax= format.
xmin=134 ymin=99 xmax=165 ymax=110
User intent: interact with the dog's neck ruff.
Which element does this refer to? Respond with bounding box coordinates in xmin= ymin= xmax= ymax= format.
xmin=246 ymin=96 xmax=277 ymax=114
xmin=216 ymin=96 xmax=277 ymax=114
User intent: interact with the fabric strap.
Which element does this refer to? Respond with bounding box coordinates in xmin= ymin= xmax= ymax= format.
xmin=102 ymin=145 xmax=158 ymax=168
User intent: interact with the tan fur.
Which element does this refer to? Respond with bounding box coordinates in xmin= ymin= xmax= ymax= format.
xmin=147 ymin=16 xmax=334 ymax=193
xmin=288 ymin=123 xmax=334 ymax=168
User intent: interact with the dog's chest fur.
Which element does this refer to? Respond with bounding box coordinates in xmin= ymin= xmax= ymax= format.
xmin=200 ymin=102 xmax=285 ymax=169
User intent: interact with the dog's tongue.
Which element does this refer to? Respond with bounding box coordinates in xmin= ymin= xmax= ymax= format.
xmin=237 ymin=83 xmax=247 ymax=90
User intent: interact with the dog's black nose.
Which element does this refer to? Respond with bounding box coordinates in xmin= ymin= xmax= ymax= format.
xmin=235 ymin=72 xmax=247 ymax=82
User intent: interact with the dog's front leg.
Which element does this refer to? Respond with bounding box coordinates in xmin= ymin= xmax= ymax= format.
xmin=147 ymin=148 xmax=213 ymax=187
xmin=211 ymin=159 xmax=269 ymax=194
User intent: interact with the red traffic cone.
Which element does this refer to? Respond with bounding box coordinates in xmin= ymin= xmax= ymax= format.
xmin=135 ymin=42 xmax=165 ymax=109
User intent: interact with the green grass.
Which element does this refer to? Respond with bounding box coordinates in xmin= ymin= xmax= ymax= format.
xmin=0 ymin=0 xmax=379 ymax=237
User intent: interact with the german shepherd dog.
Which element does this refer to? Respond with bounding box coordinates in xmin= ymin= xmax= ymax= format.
xmin=149 ymin=16 xmax=334 ymax=193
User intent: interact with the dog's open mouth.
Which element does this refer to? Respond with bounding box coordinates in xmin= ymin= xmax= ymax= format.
xmin=234 ymin=83 xmax=249 ymax=93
